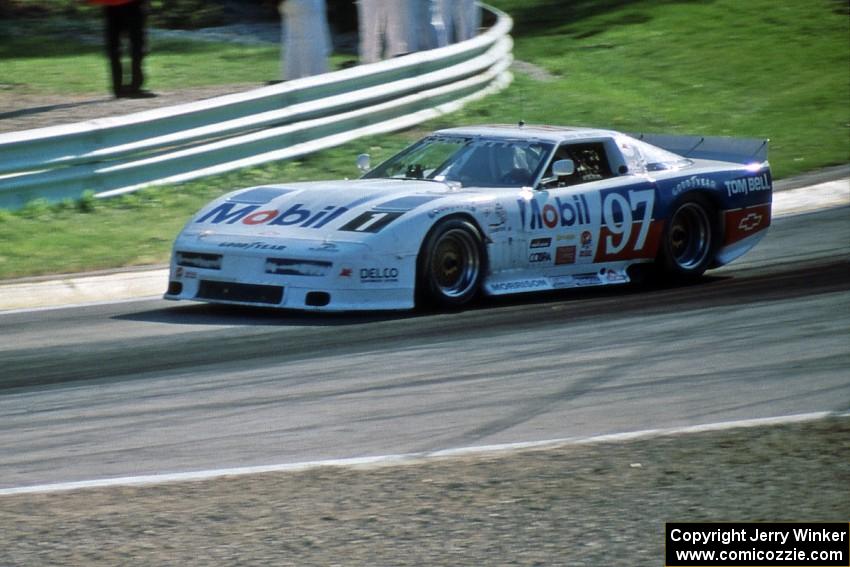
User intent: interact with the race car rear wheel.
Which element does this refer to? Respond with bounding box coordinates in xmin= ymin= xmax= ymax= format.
xmin=659 ymin=197 xmax=716 ymax=279
xmin=418 ymin=219 xmax=485 ymax=309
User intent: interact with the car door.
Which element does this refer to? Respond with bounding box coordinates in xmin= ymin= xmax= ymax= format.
xmin=520 ymin=141 xmax=661 ymax=276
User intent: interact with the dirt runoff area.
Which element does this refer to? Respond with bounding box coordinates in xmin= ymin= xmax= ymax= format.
xmin=0 ymin=84 xmax=261 ymax=135
xmin=1 ymin=416 xmax=848 ymax=566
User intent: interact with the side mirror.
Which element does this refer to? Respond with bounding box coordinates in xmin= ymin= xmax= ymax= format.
xmin=356 ymin=153 xmax=371 ymax=172
xmin=552 ymin=159 xmax=575 ymax=177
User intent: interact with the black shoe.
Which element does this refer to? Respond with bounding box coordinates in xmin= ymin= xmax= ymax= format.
xmin=124 ymin=88 xmax=157 ymax=99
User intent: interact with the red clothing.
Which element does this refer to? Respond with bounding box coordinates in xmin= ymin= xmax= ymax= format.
xmin=88 ymin=0 xmax=136 ymax=6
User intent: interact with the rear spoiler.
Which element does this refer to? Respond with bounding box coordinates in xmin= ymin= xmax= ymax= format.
xmin=629 ymin=133 xmax=769 ymax=165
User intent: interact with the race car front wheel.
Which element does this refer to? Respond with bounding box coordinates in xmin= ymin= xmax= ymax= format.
xmin=659 ymin=197 xmax=716 ymax=279
xmin=417 ymin=219 xmax=485 ymax=309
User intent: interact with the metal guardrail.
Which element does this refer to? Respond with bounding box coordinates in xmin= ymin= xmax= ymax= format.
xmin=0 ymin=4 xmax=513 ymax=210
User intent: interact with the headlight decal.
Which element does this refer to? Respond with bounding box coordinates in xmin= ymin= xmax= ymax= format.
xmin=176 ymin=251 xmax=222 ymax=270
xmin=265 ymin=258 xmax=332 ymax=277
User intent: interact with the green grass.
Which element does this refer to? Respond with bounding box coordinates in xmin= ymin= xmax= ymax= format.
xmin=0 ymin=21 xmax=282 ymax=94
xmin=476 ymin=0 xmax=850 ymax=174
xmin=0 ymin=0 xmax=847 ymax=279
xmin=0 ymin=18 xmax=353 ymax=94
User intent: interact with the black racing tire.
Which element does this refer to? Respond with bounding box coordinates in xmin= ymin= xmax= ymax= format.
xmin=658 ymin=195 xmax=717 ymax=280
xmin=417 ymin=218 xmax=486 ymax=309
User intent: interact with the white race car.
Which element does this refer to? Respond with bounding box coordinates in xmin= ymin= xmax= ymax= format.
xmin=165 ymin=124 xmax=771 ymax=311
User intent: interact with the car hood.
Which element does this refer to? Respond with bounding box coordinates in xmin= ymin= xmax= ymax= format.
xmin=180 ymin=179 xmax=467 ymax=243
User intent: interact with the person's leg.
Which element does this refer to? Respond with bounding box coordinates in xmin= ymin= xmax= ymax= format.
xmin=104 ymin=6 xmax=123 ymax=96
xmin=384 ymin=0 xmax=413 ymax=58
xmin=127 ymin=1 xmax=146 ymax=92
xmin=358 ymin=0 xmax=381 ymax=64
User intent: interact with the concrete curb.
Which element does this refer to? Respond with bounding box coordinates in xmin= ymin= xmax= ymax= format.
xmin=0 ymin=268 xmax=167 ymax=312
xmin=772 ymin=177 xmax=850 ymax=218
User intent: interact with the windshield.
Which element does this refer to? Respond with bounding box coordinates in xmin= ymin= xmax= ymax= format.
xmin=364 ymin=136 xmax=555 ymax=188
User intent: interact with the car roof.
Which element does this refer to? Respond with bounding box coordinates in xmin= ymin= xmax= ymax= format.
xmin=433 ymin=124 xmax=622 ymax=143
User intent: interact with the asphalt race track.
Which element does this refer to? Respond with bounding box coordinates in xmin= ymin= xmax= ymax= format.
xmin=0 ymin=206 xmax=848 ymax=491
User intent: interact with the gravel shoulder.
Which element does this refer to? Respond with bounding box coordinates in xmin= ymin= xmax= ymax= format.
xmin=0 ymin=84 xmax=261 ymax=135
xmin=2 ymin=416 xmax=847 ymax=566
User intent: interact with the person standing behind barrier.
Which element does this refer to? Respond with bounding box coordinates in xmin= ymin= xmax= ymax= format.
xmin=89 ymin=0 xmax=153 ymax=98
xmin=412 ymin=0 xmax=444 ymax=51
xmin=279 ymin=0 xmax=332 ymax=80
xmin=357 ymin=0 xmax=417 ymax=64
xmin=439 ymin=0 xmax=480 ymax=43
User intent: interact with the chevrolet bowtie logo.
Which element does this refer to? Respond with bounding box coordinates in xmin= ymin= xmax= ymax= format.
xmin=738 ymin=212 xmax=763 ymax=232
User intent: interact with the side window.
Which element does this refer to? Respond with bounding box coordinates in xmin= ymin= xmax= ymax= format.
xmin=542 ymin=142 xmax=615 ymax=187
xmin=618 ymin=142 xmax=646 ymax=174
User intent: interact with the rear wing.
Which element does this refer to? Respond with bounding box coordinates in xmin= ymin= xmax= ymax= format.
xmin=629 ymin=133 xmax=769 ymax=165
